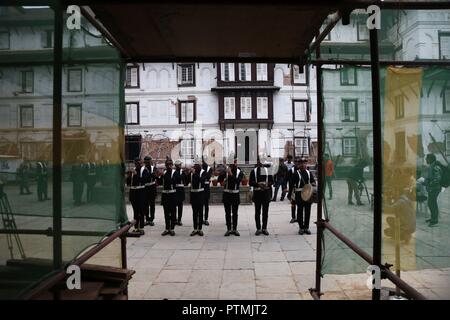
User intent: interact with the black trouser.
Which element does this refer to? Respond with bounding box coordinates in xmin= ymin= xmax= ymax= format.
xmin=204 ymin=185 xmax=210 ymax=221
xmin=427 ymin=189 xmax=440 ymax=223
xmin=254 ymin=201 xmax=269 ymax=230
xmin=73 ymin=181 xmax=84 ymax=205
xmin=177 ymin=203 xmax=183 ymax=222
xmin=147 ymin=186 xmax=156 ymax=222
xmin=347 ymin=179 xmax=361 ymax=204
xmin=191 ymin=192 xmax=204 ymax=230
xmin=86 ymin=177 xmax=96 ymax=202
xmin=273 ymin=179 xmax=286 ymax=200
xmin=37 ymin=177 xmax=48 ymax=201
xmin=224 ymin=202 xmax=239 ymax=231
xmin=162 ymin=193 xmax=177 ymax=231
xmin=130 ymin=189 xmax=145 ymax=230
xmin=296 ymin=194 xmax=312 ymax=230
xmin=325 ymin=176 xmax=333 ymax=199
xmin=291 ymin=203 xmax=296 ymax=219
xmin=19 ymin=179 xmax=31 ymax=194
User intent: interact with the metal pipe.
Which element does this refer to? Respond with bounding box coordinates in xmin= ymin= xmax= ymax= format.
xmin=21 ymin=222 xmax=133 ymax=300
xmin=369 ymin=27 xmax=382 ymax=301
xmin=383 ymin=268 xmax=427 ymax=300
xmin=309 ymin=288 xmax=321 ymax=300
xmin=312 ymin=28 xmax=324 ymax=300
xmin=310 ymin=59 xmax=450 ymax=67
xmin=322 ymin=221 xmax=374 ymax=265
xmin=0 ymin=229 xmax=118 ymax=237
xmin=308 ymin=11 xmax=341 ymax=58
xmin=52 ymin=0 xmax=63 ymax=273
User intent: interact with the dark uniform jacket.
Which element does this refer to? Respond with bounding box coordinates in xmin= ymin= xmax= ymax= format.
xmin=288 ymin=169 xmax=315 ymax=202
xmin=144 ymin=164 xmax=158 ymax=194
xmin=186 ymin=168 xmax=207 ymax=205
xmin=218 ymin=166 xmax=244 ymax=204
xmin=126 ymin=166 xmax=147 ymax=202
xmin=158 ymin=168 xmax=178 ymax=205
xmin=249 ymin=166 xmax=274 ymax=204
xmin=174 ymin=168 xmax=186 ymax=203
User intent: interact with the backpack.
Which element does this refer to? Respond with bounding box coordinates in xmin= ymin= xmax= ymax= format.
xmin=437 ymin=162 xmax=450 ymax=188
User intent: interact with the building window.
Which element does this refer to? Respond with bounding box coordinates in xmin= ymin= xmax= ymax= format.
xmin=239 ymin=63 xmax=251 ymax=81
xmin=343 ymin=137 xmax=357 ymax=157
xmin=177 ymin=64 xmax=195 ymax=86
xmin=224 ymin=97 xmax=236 ymax=119
xmin=126 ymin=65 xmax=140 ymax=88
xmin=357 ymin=20 xmax=369 ymax=41
xmin=221 ymin=63 xmax=235 ymax=81
xmin=20 ymin=105 xmax=34 ymax=128
xmin=68 ymin=69 xmax=82 ymax=92
xmin=21 ymin=71 xmax=34 ymax=93
xmin=0 ymin=30 xmax=9 ymax=50
xmin=294 ymin=137 xmax=309 ymax=157
xmin=42 ymin=30 xmax=53 ymax=48
xmin=240 ymin=96 xmax=252 ymax=119
xmin=341 ymin=99 xmax=358 ymax=122
xmin=395 ymin=131 xmax=406 ymax=162
xmin=292 ymin=65 xmax=307 ymax=85
xmin=181 ymin=138 xmax=194 ymax=158
xmin=293 ymin=100 xmax=309 ymax=122
xmin=179 ymin=100 xmax=195 ymax=123
xmin=444 ymin=87 xmax=450 ymax=113
xmin=67 ymin=104 xmax=82 ymax=127
xmin=256 ymin=64 xmax=268 ymax=81
xmin=340 ymin=67 xmax=357 ymax=85
xmin=257 ymin=97 xmax=268 ymax=119
xmin=446 ymin=132 xmax=450 ymax=156
xmin=395 ymin=95 xmax=405 ymax=119
xmin=439 ymin=31 xmax=450 ymax=60
xmin=125 ymin=102 xmax=139 ymax=125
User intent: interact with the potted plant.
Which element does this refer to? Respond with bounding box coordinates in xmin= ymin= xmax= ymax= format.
xmin=241 ymin=177 xmax=248 ymax=186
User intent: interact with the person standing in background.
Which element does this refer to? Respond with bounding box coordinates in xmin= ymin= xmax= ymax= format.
xmin=174 ymin=159 xmax=186 ymax=226
xmin=144 ymin=156 xmax=158 ymax=226
xmin=202 ymin=156 xmax=213 ymax=226
xmin=36 ymin=161 xmax=49 ymax=201
xmin=324 ymin=154 xmax=334 ymax=200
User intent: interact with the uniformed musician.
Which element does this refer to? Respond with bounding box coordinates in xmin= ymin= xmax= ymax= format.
xmin=126 ymin=157 xmax=147 ymax=235
xmin=218 ymin=155 xmax=244 ymax=236
xmin=86 ymin=160 xmax=97 ymax=203
xmin=249 ymin=156 xmax=274 ymax=236
xmin=288 ymin=157 xmax=316 ymax=235
xmin=144 ymin=156 xmax=158 ymax=226
xmin=158 ymin=158 xmax=177 ymax=236
xmin=186 ymin=158 xmax=206 ymax=236
xmin=286 ymin=159 xmax=300 ymax=224
xmin=36 ymin=160 xmax=49 ymax=201
xmin=202 ymin=156 xmax=213 ymax=226
xmin=174 ymin=160 xmax=186 ymax=226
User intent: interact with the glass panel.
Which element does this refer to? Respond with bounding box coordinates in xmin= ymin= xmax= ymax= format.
xmin=0 ymin=6 xmax=54 ymax=300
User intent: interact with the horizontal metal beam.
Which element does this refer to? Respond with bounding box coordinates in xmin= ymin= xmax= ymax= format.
xmin=384 ymin=268 xmax=427 ymax=300
xmin=0 ymin=228 xmax=116 ymax=237
xmin=310 ymin=59 xmax=450 ymax=67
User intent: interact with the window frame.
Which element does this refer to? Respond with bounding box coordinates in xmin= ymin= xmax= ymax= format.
xmin=294 ymin=137 xmax=310 ymax=157
xmin=221 ymin=63 xmax=235 ymax=82
xmin=239 ymin=63 xmax=252 ymax=82
xmin=180 ymin=138 xmax=195 ymax=159
xmin=20 ymin=105 xmax=34 ymax=128
xmin=21 ymin=70 xmax=34 ymax=93
xmin=67 ymin=68 xmax=83 ymax=92
xmin=43 ymin=30 xmax=54 ymax=48
xmin=0 ymin=30 xmax=10 ymax=50
xmin=240 ymin=96 xmax=252 ymax=119
xmin=292 ymin=99 xmax=310 ymax=122
xmin=340 ymin=67 xmax=357 ymax=86
xmin=177 ymin=63 xmax=196 ymax=87
xmin=291 ymin=64 xmax=308 ymax=86
xmin=178 ymin=100 xmax=196 ymax=124
xmin=341 ymin=99 xmax=358 ymax=122
xmin=224 ymin=96 xmax=236 ymax=120
xmin=357 ymin=20 xmax=369 ymax=41
xmin=125 ymin=101 xmax=140 ymax=125
xmin=67 ymin=103 xmax=82 ymax=127
xmin=444 ymin=87 xmax=450 ymax=114
xmin=125 ymin=65 xmax=140 ymax=88
xmin=342 ymin=137 xmax=358 ymax=157
xmin=438 ymin=31 xmax=450 ymax=60
xmin=256 ymin=63 xmax=268 ymax=81
xmin=256 ymin=96 xmax=269 ymax=119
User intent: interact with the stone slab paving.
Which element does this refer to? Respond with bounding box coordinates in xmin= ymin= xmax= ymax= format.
xmin=126 ymin=197 xmax=450 ymax=300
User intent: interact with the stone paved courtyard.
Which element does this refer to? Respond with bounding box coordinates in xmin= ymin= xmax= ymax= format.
xmin=125 ymin=197 xmax=450 ymax=300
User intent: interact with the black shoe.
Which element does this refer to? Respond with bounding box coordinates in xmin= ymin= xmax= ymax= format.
xmin=132 ymin=228 xmax=139 ymax=233
xmin=356 ymin=202 xmax=364 ymax=206
xmin=139 ymin=229 xmax=145 ymax=235
xmin=177 ymin=221 xmax=183 ymax=226
xmin=255 ymin=230 xmax=262 ymax=236
xmin=428 ymin=222 xmax=438 ymax=227
xmin=233 ymin=230 xmax=240 ymax=236
xmin=298 ymin=229 xmax=304 ymax=235
xmin=262 ymin=229 xmax=269 ymax=236
xmin=271 ymin=198 xmax=276 ymax=202
xmin=190 ymin=230 xmax=198 ymax=236
xmin=149 ymin=221 xmax=155 ymax=226
xmin=204 ymin=221 xmax=210 ymax=226
xmin=290 ymin=218 xmax=296 ymax=224
xmin=170 ymin=230 xmax=175 ymax=236
xmin=348 ymin=202 xmax=355 ymax=205
xmin=304 ymin=229 xmax=311 ymax=235
xmin=198 ymin=230 xmax=204 ymax=236
xmin=425 ymin=219 xmax=432 ymax=223
xmin=280 ymin=197 xmax=285 ymax=201
xmin=224 ymin=230 xmax=232 ymax=237
xmin=161 ymin=230 xmax=170 ymax=236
